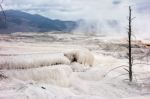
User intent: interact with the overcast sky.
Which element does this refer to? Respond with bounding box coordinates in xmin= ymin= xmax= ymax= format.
xmin=2 ymin=0 xmax=150 ymax=37
xmin=3 ymin=0 xmax=150 ymax=20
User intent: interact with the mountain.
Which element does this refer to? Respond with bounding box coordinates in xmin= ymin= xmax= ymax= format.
xmin=0 ymin=10 xmax=77 ymax=33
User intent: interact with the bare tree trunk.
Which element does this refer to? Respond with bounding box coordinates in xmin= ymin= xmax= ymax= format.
xmin=0 ymin=0 xmax=6 ymax=24
xmin=128 ymin=6 xmax=133 ymax=82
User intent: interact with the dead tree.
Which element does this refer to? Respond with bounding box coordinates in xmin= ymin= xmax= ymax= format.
xmin=128 ymin=6 xmax=133 ymax=82
xmin=0 ymin=0 xmax=7 ymax=80
xmin=0 ymin=0 xmax=6 ymax=24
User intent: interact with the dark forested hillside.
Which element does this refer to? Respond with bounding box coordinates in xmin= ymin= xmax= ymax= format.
xmin=0 ymin=10 xmax=77 ymax=33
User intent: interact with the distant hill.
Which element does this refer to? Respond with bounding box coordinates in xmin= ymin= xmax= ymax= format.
xmin=0 ymin=10 xmax=77 ymax=33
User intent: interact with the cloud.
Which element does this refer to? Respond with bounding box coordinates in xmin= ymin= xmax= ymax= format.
xmin=134 ymin=0 xmax=150 ymax=14
xmin=3 ymin=0 xmax=129 ymax=20
xmin=3 ymin=0 xmax=149 ymax=20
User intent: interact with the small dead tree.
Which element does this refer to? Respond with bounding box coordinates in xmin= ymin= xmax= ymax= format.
xmin=0 ymin=0 xmax=6 ymax=24
xmin=104 ymin=6 xmax=135 ymax=82
xmin=128 ymin=6 xmax=133 ymax=82
xmin=0 ymin=0 xmax=7 ymax=80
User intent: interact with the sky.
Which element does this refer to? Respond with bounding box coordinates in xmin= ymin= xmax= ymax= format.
xmin=2 ymin=0 xmax=150 ymax=38
xmin=3 ymin=0 xmax=150 ymax=20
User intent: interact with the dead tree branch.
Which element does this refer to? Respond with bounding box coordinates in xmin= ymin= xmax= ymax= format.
xmin=0 ymin=0 xmax=6 ymax=24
